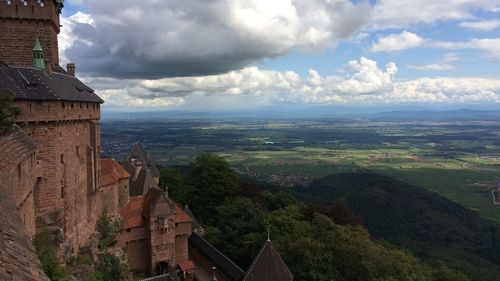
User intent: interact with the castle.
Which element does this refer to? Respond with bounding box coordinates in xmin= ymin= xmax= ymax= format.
xmin=0 ymin=1 xmax=292 ymax=280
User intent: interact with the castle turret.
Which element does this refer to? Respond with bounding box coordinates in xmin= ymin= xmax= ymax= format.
xmin=32 ymin=36 xmax=44 ymax=69
xmin=0 ymin=0 xmax=63 ymax=67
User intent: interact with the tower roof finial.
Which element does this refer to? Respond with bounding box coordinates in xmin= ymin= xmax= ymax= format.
xmin=267 ymin=224 xmax=271 ymax=242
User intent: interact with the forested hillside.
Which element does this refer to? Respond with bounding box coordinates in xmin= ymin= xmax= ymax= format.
xmin=291 ymin=172 xmax=500 ymax=281
xmin=161 ymin=154 xmax=471 ymax=281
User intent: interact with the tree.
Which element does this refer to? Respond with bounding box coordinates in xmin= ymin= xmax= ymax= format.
xmin=159 ymin=167 xmax=193 ymax=204
xmin=33 ymin=228 xmax=68 ymax=281
xmin=88 ymin=254 xmax=123 ymax=281
xmin=0 ymin=90 xmax=20 ymax=135
xmin=188 ymin=153 xmax=238 ymax=222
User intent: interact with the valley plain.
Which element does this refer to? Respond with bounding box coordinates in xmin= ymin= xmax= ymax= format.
xmin=101 ymin=112 xmax=500 ymax=224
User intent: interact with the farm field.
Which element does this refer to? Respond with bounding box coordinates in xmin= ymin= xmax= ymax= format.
xmin=101 ymin=115 xmax=500 ymax=223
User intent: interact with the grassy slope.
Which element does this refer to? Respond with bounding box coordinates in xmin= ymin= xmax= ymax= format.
xmin=288 ymin=172 xmax=500 ymax=281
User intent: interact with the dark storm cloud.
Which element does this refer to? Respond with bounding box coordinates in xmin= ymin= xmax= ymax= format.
xmin=64 ymin=0 xmax=371 ymax=79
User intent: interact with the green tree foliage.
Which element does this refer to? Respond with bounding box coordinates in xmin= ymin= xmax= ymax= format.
xmin=328 ymin=200 xmax=364 ymax=226
xmin=291 ymin=172 xmax=500 ymax=280
xmin=87 ymin=254 xmax=123 ymax=281
xmin=0 ymin=90 xmax=20 ymax=135
xmin=188 ymin=153 xmax=238 ymax=222
xmin=33 ymin=228 xmax=68 ymax=281
xmin=159 ymin=167 xmax=193 ymax=204
xmin=96 ymin=214 xmax=120 ymax=249
xmin=165 ymin=154 xmax=470 ymax=280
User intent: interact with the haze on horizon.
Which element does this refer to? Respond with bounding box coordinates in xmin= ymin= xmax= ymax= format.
xmin=61 ymin=0 xmax=500 ymax=112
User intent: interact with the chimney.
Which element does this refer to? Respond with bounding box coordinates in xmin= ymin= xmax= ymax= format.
xmin=44 ymin=59 xmax=52 ymax=76
xmin=133 ymin=161 xmax=142 ymax=181
xmin=67 ymin=63 xmax=75 ymax=77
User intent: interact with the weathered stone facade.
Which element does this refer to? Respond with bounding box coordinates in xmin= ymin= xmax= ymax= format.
xmin=117 ymin=187 xmax=193 ymax=277
xmin=14 ymin=99 xmax=102 ymax=259
xmin=0 ymin=127 xmax=39 ymax=238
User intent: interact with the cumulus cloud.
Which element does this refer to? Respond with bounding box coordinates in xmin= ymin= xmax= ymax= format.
xmin=370 ymin=0 xmax=500 ymax=29
xmin=459 ymin=19 xmax=500 ymax=32
xmin=62 ymin=0 xmax=370 ymax=78
xmin=80 ymin=57 xmax=500 ymax=109
xmin=370 ymin=31 xmax=425 ymax=53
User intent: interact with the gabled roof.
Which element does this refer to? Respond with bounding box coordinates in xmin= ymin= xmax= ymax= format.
xmin=189 ymin=233 xmax=245 ymax=281
xmin=0 ymin=62 xmax=103 ymax=103
xmin=101 ymin=158 xmax=130 ymax=187
xmin=183 ymin=205 xmax=200 ymax=229
xmin=129 ymin=168 xmax=158 ymax=196
xmin=242 ymin=240 xmax=293 ymax=281
xmin=122 ymin=143 xmax=160 ymax=178
xmin=120 ymin=196 xmax=146 ymax=229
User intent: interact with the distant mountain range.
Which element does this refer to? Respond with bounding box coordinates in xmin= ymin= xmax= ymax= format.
xmin=102 ymin=107 xmax=500 ymax=121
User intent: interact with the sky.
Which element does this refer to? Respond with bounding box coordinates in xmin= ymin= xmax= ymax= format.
xmin=60 ymin=0 xmax=500 ymax=112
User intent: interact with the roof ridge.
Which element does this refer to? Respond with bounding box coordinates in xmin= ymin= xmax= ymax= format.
xmin=242 ymin=240 xmax=270 ymax=281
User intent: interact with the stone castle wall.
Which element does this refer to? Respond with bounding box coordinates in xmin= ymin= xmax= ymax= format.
xmin=0 ymin=127 xmax=38 ymax=238
xmin=16 ymin=100 xmax=102 ymax=259
xmin=0 ymin=128 xmax=48 ymax=281
xmin=0 ymin=0 xmax=60 ymax=67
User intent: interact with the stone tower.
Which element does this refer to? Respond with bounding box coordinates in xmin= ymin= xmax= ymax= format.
xmin=0 ymin=0 xmax=105 ymax=260
xmin=0 ymin=0 xmax=63 ymax=67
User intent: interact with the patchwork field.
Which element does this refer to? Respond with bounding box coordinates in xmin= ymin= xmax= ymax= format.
xmin=101 ymin=116 xmax=500 ymax=223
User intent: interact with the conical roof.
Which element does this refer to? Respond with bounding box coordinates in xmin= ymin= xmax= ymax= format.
xmin=33 ymin=36 xmax=43 ymax=51
xmin=243 ymin=240 xmax=293 ymax=281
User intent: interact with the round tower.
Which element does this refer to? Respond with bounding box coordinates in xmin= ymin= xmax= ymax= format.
xmin=0 ymin=0 xmax=63 ymax=67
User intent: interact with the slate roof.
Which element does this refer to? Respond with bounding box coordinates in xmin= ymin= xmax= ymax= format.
xmin=0 ymin=62 xmax=103 ymax=103
xmin=189 ymin=232 xmax=245 ymax=281
xmin=122 ymin=143 xmax=160 ymax=179
xmin=242 ymin=240 xmax=293 ymax=281
xmin=129 ymin=168 xmax=158 ymax=196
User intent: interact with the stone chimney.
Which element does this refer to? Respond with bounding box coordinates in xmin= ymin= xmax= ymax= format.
xmin=44 ymin=59 xmax=52 ymax=76
xmin=133 ymin=161 xmax=142 ymax=181
xmin=67 ymin=63 xmax=75 ymax=77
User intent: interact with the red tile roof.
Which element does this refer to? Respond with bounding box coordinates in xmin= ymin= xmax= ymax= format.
xmin=178 ymin=260 xmax=195 ymax=271
xmin=101 ymin=158 xmax=130 ymax=187
xmin=175 ymin=205 xmax=193 ymax=223
xmin=120 ymin=196 xmax=146 ymax=229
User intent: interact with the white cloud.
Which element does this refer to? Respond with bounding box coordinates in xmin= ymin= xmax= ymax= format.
xmin=370 ymin=31 xmax=425 ymax=53
xmin=370 ymin=0 xmax=500 ymax=29
xmin=407 ymin=64 xmax=455 ymax=71
xmin=59 ymin=11 xmax=94 ymax=64
xmin=430 ymin=38 xmax=500 ymax=60
xmin=459 ymin=19 xmax=500 ymax=32
xmin=370 ymin=32 xmax=500 ymax=60
xmin=62 ymin=0 xmax=371 ymax=78
xmin=80 ymin=57 xmax=500 ymax=109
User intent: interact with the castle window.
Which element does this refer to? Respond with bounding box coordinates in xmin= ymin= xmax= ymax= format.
xmin=80 ymin=102 xmax=82 ymax=109
xmin=76 ymin=146 xmax=79 ymax=156
xmin=18 ymin=163 xmax=21 ymax=179
xmin=60 ymin=154 xmax=64 ymax=164
xmin=86 ymin=103 xmax=89 ymax=109
xmin=62 ymin=102 xmax=65 ymax=109
xmin=71 ymin=102 xmax=74 ymax=109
